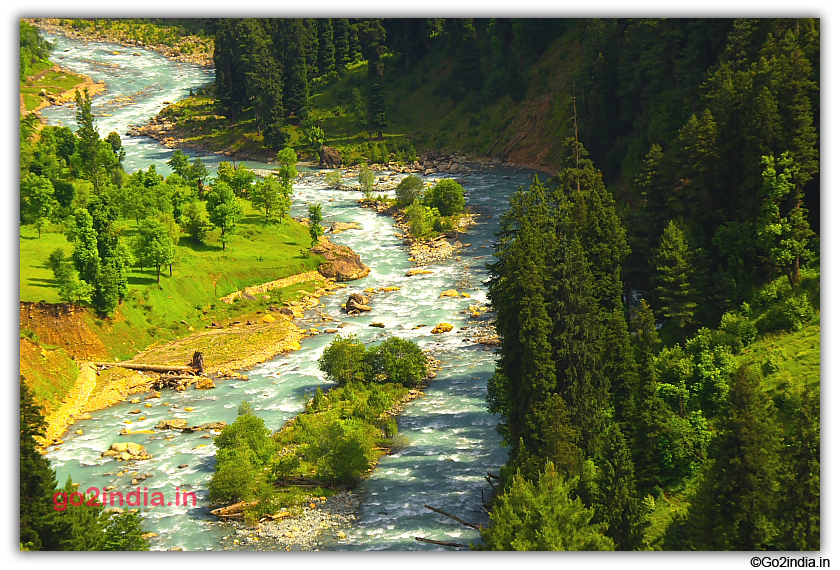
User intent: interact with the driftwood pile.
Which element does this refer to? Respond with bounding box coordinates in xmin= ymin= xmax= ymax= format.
xmin=93 ymin=351 xmax=208 ymax=390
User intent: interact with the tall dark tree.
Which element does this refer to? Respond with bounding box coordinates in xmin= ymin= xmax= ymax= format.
xmin=653 ymin=220 xmax=700 ymax=337
xmin=333 ymin=18 xmax=351 ymax=70
xmin=594 ymin=423 xmax=647 ymax=550
xmin=74 ymin=88 xmax=103 ymax=194
xmin=20 ymin=378 xmax=58 ymax=551
xmin=213 ymin=18 xmax=248 ymax=125
xmin=776 ymin=387 xmax=820 ymax=550
xmin=678 ymin=366 xmax=781 ymax=550
xmin=453 ymin=19 xmax=483 ymax=95
xmin=316 ymin=18 xmax=335 ymax=76
xmin=281 ymin=19 xmax=310 ymax=119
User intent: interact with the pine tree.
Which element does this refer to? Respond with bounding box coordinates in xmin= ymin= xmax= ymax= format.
xmin=74 ymin=88 xmax=103 ymax=194
xmin=776 ymin=387 xmax=820 ymax=550
xmin=549 ymin=139 xmax=629 ymax=312
xmin=603 ymin=308 xmax=639 ymax=434
xmin=625 ymin=143 xmax=671 ymax=291
xmin=333 ymin=18 xmax=351 ymax=70
xmin=281 ymin=19 xmax=309 ymax=119
xmin=594 ymin=423 xmax=647 ymax=550
xmin=629 ymin=300 xmax=671 ymax=495
xmin=692 ymin=366 xmax=781 ymax=549
xmin=454 ymin=19 xmax=483 ymax=94
xmin=19 ymin=378 xmax=58 ymax=551
xmin=653 ymin=220 xmax=700 ymax=336
xmin=477 ymin=462 xmax=614 ymax=551
xmin=316 ymin=18 xmax=335 ymax=76
xmin=213 ymin=19 xmax=248 ymax=125
xmin=549 ymin=235 xmax=609 ymax=455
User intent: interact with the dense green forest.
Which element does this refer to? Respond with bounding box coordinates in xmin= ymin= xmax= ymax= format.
xmin=202 ymin=17 xmax=820 ymax=551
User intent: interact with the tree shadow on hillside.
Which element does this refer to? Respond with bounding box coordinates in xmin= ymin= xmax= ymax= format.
xmin=27 ymin=277 xmax=59 ymax=289
xmin=127 ymin=274 xmax=158 ymax=286
xmin=179 ymin=238 xmax=221 ymax=253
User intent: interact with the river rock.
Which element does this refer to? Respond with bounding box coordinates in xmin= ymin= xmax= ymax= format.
xmin=431 ymin=323 xmax=454 ymax=334
xmin=128 ymin=409 xmax=142 ymax=414
xmin=345 ymin=293 xmax=371 ymax=314
xmin=145 ymin=391 xmax=161 ymax=400
xmin=141 ymin=532 xmax=158 ymax=540
xmin=279 ymin=307 xmax=295 ymax=318
xmin=406 ymin=269 xmax=434 ymax=277
xmin=261 ymin=314 xmax=276 ymax=323
xmin=195 ymin=378 xmax=216 ymax=390
xmin=76 ymin=412 xmax=92 ymax=420
xmin=156 ymin=419 xmax=188 ymax=430
xmin=439 ymin=289 xmax=459 ymax=298
xmin=330 ymin=221 xmax=361 ymax=233
xmin=320 ymin=146 xmax=342 ymax=168
xmin=110 ymin=442 xmax=129 ymax=453
xmin=311 ymin=239 xmax=370 ymax=281
xmin=195 ymin=421 xmax=227 ymax=431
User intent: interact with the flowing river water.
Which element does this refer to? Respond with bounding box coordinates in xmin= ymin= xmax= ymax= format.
xmin=37 ymin=31 xmax=542 ymax=551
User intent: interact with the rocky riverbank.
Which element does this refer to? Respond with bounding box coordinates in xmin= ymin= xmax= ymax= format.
xmin=29 ymin=18 xmax=214 ymax=68
xmin=219 ymin=492 xmax=360 ymax=551
xmin=22 ymin=63 xmax=107 ymax=118
xmin=32 ymin=272 xmax=348 ymax=450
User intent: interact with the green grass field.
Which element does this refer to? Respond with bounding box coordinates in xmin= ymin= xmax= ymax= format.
xmin=20 ymin=200 xmax=325 ymax=359
xmin=20 ymin=63 xmax=88 ymax=112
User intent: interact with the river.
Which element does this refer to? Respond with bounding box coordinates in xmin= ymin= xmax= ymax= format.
xmin=37 ymin=31 xmax=543 ymax=551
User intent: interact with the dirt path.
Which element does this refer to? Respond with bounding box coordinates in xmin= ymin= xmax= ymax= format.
xmin=40 ymin=361 xmax=96 ymax=446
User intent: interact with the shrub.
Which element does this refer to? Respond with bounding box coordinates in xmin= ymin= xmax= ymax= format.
xmin=424 ymin=178 xmax=465 ymax=217
xmin=304 ymin=418 xmax=379 ymax=484
xmin=395 ymin=175 xmax=424 ymax=208
xmin=365 ymin=337 xmax=428 ymax=387
xmin=719 ymin=309 xmax=757 ymax=350
xmin=433 ymin=216 xmax=454 ymax=233
xmin=405 ymin=200 xmax=438 ymax=239
xmin=318 ymin=334 xmax=370 ymax=385
xmin=324 ymin=170 xmax=343 ymax=189
xmin=757 ymin=293 xmax=816 ymax=333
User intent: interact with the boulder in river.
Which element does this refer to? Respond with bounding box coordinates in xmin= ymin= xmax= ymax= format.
xmin=320 ymin=146 xmax=342 ymax=168
xmin=345 ymin=293 xmax=372 ymax=314
xmin=156 ymin=419 xmax=188 ymax=430
xmin=311 ymin=238 xmax=370 ymax=281
xmin=431 ymin=323 xmax=454 ymax=334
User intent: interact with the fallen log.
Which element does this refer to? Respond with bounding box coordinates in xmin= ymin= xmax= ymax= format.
xmin=210 ymin=500 xmax=259 ymax=519
xmin=92 ymin=362 xmax=197 ymax=373
xmin=158 ymin=374 xmax=201 ymax=381
xmin=415 ymin=537 xmax=469 ymax=548
xmin=424 ymin=504 xmax=481 ymax=530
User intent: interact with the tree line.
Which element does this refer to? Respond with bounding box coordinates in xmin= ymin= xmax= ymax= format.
xmin=477 ymin=22 xmax=819 ymax=547
xmin=21 ymin=80 xmax=305 ymax=316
